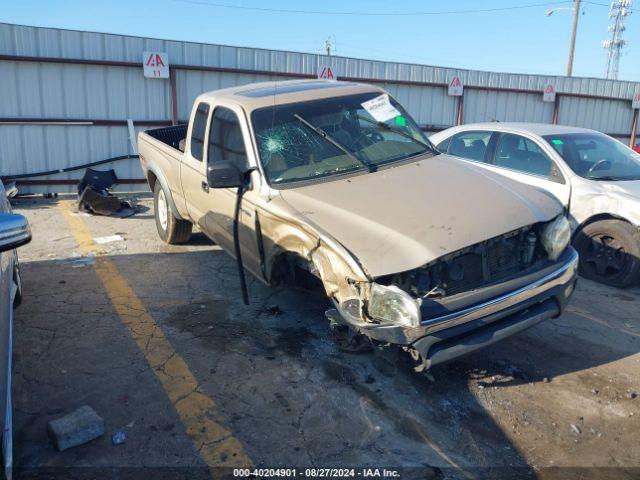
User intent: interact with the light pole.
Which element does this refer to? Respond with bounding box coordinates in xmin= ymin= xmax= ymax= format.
xmin=547 ymin=0 xmax=581 ymax=76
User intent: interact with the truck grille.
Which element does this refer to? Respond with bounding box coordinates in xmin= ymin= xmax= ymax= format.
xmin=378 ymin=225 xmax=546 ymax=299
xmin=443 ymin=236 xmax=526 ymax=296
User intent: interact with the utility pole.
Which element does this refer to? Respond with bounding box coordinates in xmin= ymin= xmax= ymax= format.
xmin=603 ymin=0 xmax=632 ymax=80
xmin=567 ymin=0 xmax=581 ymax=76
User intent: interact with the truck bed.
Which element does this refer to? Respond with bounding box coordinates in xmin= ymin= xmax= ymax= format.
xmin=145 ymin=124 xmax=188 ymax=151
xmin=138 ymin=125 xmax=189 ymax=219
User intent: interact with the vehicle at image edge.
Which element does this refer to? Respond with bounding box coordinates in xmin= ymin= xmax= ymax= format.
xmin=137 ymin=79 xmax=578 ymax=372
xmin=0 ymin=180 xmax=31 ymax=480
xmin=430 ymin=123 xmax=640 ymax=288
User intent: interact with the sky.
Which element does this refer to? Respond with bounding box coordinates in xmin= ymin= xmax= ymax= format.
xmin=1 ymin=0 xmax=638 ymax=81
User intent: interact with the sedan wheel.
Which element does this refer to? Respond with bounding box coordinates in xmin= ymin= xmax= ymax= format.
xmin=574 ymin=219 xmax=640 ymax=288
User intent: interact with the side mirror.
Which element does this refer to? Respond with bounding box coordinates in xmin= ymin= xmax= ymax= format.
xmin=0 ymin=213 xmax=31 ymax=253
xmin=207 ymin=161 xmax=245 ymax=188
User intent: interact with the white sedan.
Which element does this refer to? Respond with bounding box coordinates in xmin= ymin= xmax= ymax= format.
xmin=430 ymin=123 xmax=640 ymax=288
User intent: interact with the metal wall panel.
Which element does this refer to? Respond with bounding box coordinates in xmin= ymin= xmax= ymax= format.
xmin=558 ymin=96 xmax=634 ymax=134
xmin=464 ymin=90 xmax=554 ymax=124
xmin=0 ymin=124 xmax=143 ymax=192
xmin=1 ymin=22 xmax=639 ymax=194
xmin=3 ymin=23 xmax=640 ymax=97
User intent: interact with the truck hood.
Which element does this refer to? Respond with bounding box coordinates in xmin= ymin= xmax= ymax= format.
xmin=279 ymin=154 xmax=562 ymax=278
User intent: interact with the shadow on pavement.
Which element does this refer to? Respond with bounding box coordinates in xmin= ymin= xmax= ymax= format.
xmin=11 ymin=239 xmax=640 ymax=478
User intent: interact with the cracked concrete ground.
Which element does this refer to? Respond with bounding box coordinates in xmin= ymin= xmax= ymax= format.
xmin=9 ymin=194 xmax=640 ymax=479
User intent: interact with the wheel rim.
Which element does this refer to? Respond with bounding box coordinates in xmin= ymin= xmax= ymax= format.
xmin=157 ymin=189 xmax=168 ymax=231
xmin=581 ymin=233 xmax=628 ymax=280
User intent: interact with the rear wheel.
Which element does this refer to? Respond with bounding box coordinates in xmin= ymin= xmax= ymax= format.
xmin=573 ymin=219 xmax=640 ymax=288
xmin=153 ymin=182 xmax=192 ymax=244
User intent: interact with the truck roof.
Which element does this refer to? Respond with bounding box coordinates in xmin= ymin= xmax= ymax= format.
xmin=194 ymin=79 xmax=384 ymax=111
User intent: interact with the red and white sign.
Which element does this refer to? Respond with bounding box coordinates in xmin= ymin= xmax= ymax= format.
xmin=448 ymin=76 xmax=463 ymax=96
xmin=632 ymin=90 xmax=640 ymax=109
xmin=543 ymin=83 xmax=556 ymax=102
xmin=143 ymin=52 xmax=169 ymax=79
xmin=318 ymin=64 xmax=337 ymax=80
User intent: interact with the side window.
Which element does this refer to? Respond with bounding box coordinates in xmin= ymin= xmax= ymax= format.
xmin=435 ymin=137 xmax=451 ymax=153
xmin=190 ymin=103 xmax=210 ymax=161
xmin=494 ymin=133 xmax=553 ymax=178
xmin=446 ymin=131 xmax=492 ymax=162
xmin=208 ymin=107 xmax=248 ymax=170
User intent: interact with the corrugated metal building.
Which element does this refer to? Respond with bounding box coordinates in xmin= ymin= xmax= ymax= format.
xmin=1 ymin=22 xmax=639 ymax=193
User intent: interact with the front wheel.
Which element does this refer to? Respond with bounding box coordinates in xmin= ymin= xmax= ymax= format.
xmin=573 ymin=219 xmax=640 ymax=288
xmin=153 ymin=182 xmax=192 ymax=244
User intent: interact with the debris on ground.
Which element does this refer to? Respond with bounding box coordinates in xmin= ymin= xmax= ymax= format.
xmin=111 ymin=430 xmax=127 ymax=445
xmin=264 ymin=305 xmax=283 ymax=316
xmin=5 ymin=181 xmax=17 ymax=199
xmin=68 ymin=254 xmax=95 ymax=268
xmin=94 ymin=234 xmax=125 ymax=245
xmin=570 ymin=424 xmax=582 ymax=435
xmin=627 ymin=391 xmax=637 ymax=400
xmin=47 ymin=405 xmax=105 ymax=451
xmin=77 ymin=168 xmax=135 ymax=217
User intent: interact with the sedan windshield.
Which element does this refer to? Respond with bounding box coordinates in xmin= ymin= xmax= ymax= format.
xmin=543 ymin=133 xmax=640 ymax=181
xmin=251 ymin=92 xmax=436 ymax=186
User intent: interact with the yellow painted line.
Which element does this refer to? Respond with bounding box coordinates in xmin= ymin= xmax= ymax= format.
xmin=567 ymin=307 xmax=640 ymax=338
xmin=59 ymin=201 xmax=252 ymax=470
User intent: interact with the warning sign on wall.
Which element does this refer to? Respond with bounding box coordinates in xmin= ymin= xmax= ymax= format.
xmin=143 ymin=52 xmax=170 ymax=79
xmin=448 ymin=76 xmax=463 ymax=96
xmin=318 ymin=65 xmax=337 ymax=80
xmin=543 ymin=84 xmax=556 ymax=102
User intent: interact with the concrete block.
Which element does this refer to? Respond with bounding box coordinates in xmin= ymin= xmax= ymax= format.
xmin=47 ymin=405 xmax=105 ymax=451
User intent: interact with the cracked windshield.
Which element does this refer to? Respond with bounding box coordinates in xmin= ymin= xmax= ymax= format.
xmin=252 ymin=92 xmax=436 ymax=185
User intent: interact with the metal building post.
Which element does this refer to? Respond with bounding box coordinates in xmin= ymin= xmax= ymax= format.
xmin=630 ymin=108 xmax=639 ymax=148
xmin=170 ymin=69 xmax=179 ymax=126
xmin=553 ymin=95 xmax=560 ymax=124
xmin=456 ymin=93 xmax=464 ymax=126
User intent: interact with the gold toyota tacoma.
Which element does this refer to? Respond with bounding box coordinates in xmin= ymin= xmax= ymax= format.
xmin=138 ymin=80 xmax=578 ymax=371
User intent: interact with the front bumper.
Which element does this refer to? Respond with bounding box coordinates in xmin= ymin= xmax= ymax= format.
xmin=337 ymin=247 xmax=579 ymax=368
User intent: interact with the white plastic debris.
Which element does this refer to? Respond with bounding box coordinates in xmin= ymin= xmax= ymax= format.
xmin=94 ymin=235 xmax=124 ymax=244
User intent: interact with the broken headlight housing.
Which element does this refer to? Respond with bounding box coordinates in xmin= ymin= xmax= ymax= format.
xmin=540 ymin=215 xmax=571 ymax=261
xmin=368 ymin=283 xmax=421 ymax=327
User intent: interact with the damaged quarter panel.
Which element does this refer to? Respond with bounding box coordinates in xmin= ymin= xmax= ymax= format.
xmin=571 ymin=180 xmax=640 ymax=228
xmin=255 ymin=195 xmax=369 ymax=306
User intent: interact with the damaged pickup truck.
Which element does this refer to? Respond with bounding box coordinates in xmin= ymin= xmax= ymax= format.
xmin=138 ymin=80 xmax=578 ymax=371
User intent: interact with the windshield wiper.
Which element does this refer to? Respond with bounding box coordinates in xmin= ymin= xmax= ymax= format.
xmin=356 ymin=114 xmax=435 ymax=153
xmin=292 ymin=113 xmax=376 ymax=173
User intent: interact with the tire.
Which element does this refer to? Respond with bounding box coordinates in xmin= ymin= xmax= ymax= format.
xmin=153 ymin=182 xmax=192 ymax=244
xmin=573 ymin=219 xmax=640 ymax=288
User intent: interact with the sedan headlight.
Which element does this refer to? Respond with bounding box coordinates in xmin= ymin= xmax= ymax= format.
xmin=540 ymin=215 xmax=571 ymax=261
xmin=368 ymin=283 xmax=421 ymax=327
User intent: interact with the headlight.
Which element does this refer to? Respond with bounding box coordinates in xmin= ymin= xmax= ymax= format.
xmin=540 ymin=215 xmax=571 ymax=261
xmin=368 ymin=283 xmax=421 ymax=327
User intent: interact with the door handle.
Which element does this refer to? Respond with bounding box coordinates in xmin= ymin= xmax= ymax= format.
xmin=201 ymin=181 xmax=210 ymax=192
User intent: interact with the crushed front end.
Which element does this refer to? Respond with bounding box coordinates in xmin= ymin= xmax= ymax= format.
xmin=330 ymin=217 xmax=579 ymax=370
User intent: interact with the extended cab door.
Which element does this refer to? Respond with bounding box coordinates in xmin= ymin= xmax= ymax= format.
xmin=181 ymin=102 xmax=213 ymax=229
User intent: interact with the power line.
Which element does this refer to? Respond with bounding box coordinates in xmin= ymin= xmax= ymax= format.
xmin=172 ymin=0 xmax=582 ymax=16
